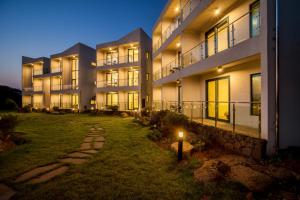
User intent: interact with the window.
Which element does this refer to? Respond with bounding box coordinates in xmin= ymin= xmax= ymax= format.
xmin=128 ymin=48 xmax=139 ymax=63
xmin=72 ymin=94 xmax=79 ymax=109
xmin=128 ymin=92 xmax=139 ymax=110
xmin=71 ymin=58 xmax=79 ymax=90
xmin=128 ymin=70 xmax=139 ymax=86
xmin=146 ymin=73 xmax=150 ymax=81
xmin=146 ymin=51 xmax=150 ymax=59
xmin=106 ymin=93 xmax=118 ymax=106
xmin=205 ymin=19 xmax=229 ymax=57
xmin=106 ymin=72 xmax=118 ymax=86
xmin=106 ymin=51 xmax=118 ymax=65
xmin=250 ymin=1 xmax=260 ymax=37
xmin=250 ymin=73 xmax=261 ymax=116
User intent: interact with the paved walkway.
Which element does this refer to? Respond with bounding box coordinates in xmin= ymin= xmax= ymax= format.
xmin=0 ymin=125 xmax=105 ymax=200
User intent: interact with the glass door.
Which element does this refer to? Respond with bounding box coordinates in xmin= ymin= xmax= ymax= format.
xmin=206 ymin=77 xmax=230 ymax=122
xmin=128 ymin=49 xmax=139 ymax=63
xmin=128 ymin=92 xmax=139 ymax=110
xmin=128 ymin=70 xmax=139 ymax=86
xmin=106 ymin=72 xmax=118 ymax=86
xmin=106 ymin=93 xmax=118 ymax=106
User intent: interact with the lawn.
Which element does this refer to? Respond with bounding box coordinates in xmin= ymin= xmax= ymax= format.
xmin=0 ymin=113 xmax=245 ymax=200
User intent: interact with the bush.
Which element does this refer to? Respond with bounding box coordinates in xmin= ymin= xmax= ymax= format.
xmin=4 ymin=98 xmax=18 ymax=110
xmin=147 ymin=129 xmax=163 ymax=141
xmin=106 ymin=105 xmax=119 ymax=112
xmin=0 ymin=115 xmax=18 ymax=137
xmin=52 ymin=106 xmax=59 ymax=111
xmin=149 ymin=110 xmax=168 ymax=127
xmin=22 ymin=105 xmax=32 ymax=113
xmin=193 ymin=139 xmax=206 ymax=152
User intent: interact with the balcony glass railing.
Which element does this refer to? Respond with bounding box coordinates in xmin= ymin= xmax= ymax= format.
xmin=51 ymin=67 xmax=61 ymax=73
xmin=153 ymin=0 xmax=201 ymax=52
xmin=97 ymin=54 xmax=139 ymax=67
xmin=96 ymin=78 xmax=139 ymax=88
xmin=96 ymin=102 xmax=139 ymax=111
xmin=33 ymin=86 xmax=43 ymax=92
xmin=51 ymin=84 xmax=62 ymax=91
xmin=152 ymin=100 xmax=261 ymax=138
xmin=153 ymin=11 xmax=260 ymax=81
xmin=33 ymin=69 xmax=43 ymax=76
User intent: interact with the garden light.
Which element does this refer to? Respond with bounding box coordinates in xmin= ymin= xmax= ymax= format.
xmin=178 ymin=131 xmax=183 ymax=161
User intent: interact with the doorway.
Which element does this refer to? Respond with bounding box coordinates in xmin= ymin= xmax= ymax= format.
xmin=206 ymin=77 xmax=230 ymax=121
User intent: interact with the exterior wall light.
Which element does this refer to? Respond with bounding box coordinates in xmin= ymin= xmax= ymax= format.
xmin=175 ymin=6 xmax=179 ymax=12
xmin=176 ymin=42 xmax=181 ymax=47
xmin=215 ymin=8 xmax=220 ymax=15
xmin=217 ymin=66 xmax=223 ymax=73
xmin=178 ymin=131 xmax=184 ymax=161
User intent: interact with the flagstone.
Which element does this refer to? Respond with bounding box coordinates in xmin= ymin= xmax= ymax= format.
xmin=29 ymin=166 xmax=68 ymax=184
xmin=67 ymin=152 xmax=91 ymax=158
xmin=94 ymin=142 xmax=104 ymax=149
xmin=94 ymin=136 xmax=105 ymax=142
xmin=80 ymin=143 xmax=92 ymax=150
xmin=59 ymin=158 xmax=88 ymax=165
xmin=81 ymin=149 xmax=98 ymax=154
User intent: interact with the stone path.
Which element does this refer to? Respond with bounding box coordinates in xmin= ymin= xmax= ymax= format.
xmin=0 ymin=124 xmax=105 ymax=200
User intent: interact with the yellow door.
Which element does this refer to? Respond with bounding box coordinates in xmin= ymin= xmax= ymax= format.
xmin=207 ymin=77 xmax=230 ymax=121
xmin=128 ymin=93 xmax=139 ymax=110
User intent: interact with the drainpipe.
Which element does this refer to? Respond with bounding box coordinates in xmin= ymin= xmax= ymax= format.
xmin=275 ymin=0 xmax=280 ymax=153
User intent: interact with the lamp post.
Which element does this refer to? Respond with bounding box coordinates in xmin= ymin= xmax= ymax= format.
xmin=178 ymin=131 xmax=183 ymax=161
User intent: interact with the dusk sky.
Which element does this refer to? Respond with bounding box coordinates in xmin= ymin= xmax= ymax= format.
xmin=0 ymin=0 xmax=167 ymax=89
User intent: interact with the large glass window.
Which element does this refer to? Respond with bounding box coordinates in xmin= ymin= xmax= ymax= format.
xmin=106 ymin=72 xmax=118 ymax=86
xmin=250 ymin=73 xmax=261 ymax=116
xmin=250 ymin=0 xmax=260 ymax=37
xmin=128 ymin=70 xmax=139 ymax=86
xmin=128 ymin=92 xmax=139 ymax=110
xmin=128 ymin=48 xmax=139 ymax=63
xmin=71 ymin=58 xmax=79 ymax=90
xmin=106 ymin=52 xmax=118 ymax=65
xmin=72 ymin=94 xmax=79 ymax=109
xmin=205 ymin=19 xmax=229 ymax=57
xmin=106 ymin=93 xmax=118 ymax=106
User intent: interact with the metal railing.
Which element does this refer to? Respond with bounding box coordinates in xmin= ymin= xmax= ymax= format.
xmin=153 ymin=57 xmax=181 ymax=81
xmin=23 ymin=87 xmax=33 ymax=92
xmin=51 ymin=84 xmax=62 ymax=91
xmin=33 ymin=86 xmax=43 ymax=92
xmin=96 ymin=54 xmax=139 ymax=67
xmin=33 ymin=69 xmax=43 ymax=76
xmin=96 ymin=102 xmax=139 ymax=111
xmin=152 ymin=100 xmax=261 ymax=138
xmin=153 ymin=0 xmax=201 ymax=52
xmin=51 ymin=67 xmax=61 ymax=73
xmin=154 ymin=11 xmax=261 ymax=81
xmin=96 ymin=78 xmax=139 ymax=88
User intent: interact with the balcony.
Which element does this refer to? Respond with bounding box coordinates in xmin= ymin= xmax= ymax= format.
xmin=33 ymin=69 xmax=43 ymax=76
xmin=96 ymin=78 xmax=139 ymax=88
xmin=62 ymin=85 xmax=79 ymax=90
xmin=96 ymin=54 xmax=139 ymax=67
xmin=152 ymin=100 xmax=261 ymax=139
xmin=51 ymin=84 xmax=62 ymax=91
xmin=154 ymin=11 xmax=260 ymax=81
xmin=153 ymin=0 xmax=200 ymax=52
xmin=51 ymin=67 xmax=61 ymax=73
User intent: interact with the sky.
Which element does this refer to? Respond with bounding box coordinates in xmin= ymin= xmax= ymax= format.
xmin=0 ymin=0 xmax=167 ymax=89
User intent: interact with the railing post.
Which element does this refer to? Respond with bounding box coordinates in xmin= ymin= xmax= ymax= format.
xmin=215 ymin=101 xmax=218 ymax=127
xmin=201 ymin=102 xmax=204 ymax=124
xmin=233 ymin=103 xmax=236 ymax=133
xmin=231 ymin=23 xmax=235 ymax=47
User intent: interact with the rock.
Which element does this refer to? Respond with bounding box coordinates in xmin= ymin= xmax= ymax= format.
xmin=15 ymin=163 xmax=61 ymax=183
xmin=0 ymin=184 xmax=15 ymax=200
xmin=171 ymin=141 xmax=193 ymax=155
xmin=194 ymin=160 xmax=228 ymax=183
xmin=29 ymin=166 xmax=68 ymax=184
xmin=120 ymin=112 xmax=129 ymax=118
xmin=229 ymin=165 xmax=273 ymax=192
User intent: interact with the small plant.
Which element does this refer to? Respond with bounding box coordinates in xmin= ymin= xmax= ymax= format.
xmin=0 ymin=114 xmax=18 ymax=137
xmin=193 ymin=139 xmax=206 ymax=152
xmin=22 ymin=105 xmax=32 ymax=113
xmin=147 ymin=129 xmax=163 ymax=141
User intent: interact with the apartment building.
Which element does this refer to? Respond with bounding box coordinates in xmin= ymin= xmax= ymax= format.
xmin=22 ymin=43 xmax=96 ymax=111
xmin=95 ymin=28 xmax=152 ymax=111
xmin=152 ymin=0 xmax=278 ymax=153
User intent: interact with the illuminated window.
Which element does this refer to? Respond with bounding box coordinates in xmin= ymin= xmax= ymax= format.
xmin=71 ymin=58 xmax=79 ymax=90
xmin=146 ymin=51 xmax=150 ymax=59
xmin=250 ymin=0 xmax=260 ymax=37
xmin=250 ymin=73 xmax=261 ymax=116
xmin=128 ymin=48 xmax=139 ymax=63
xmin=128 ymin=92 xmax=139 ymax=110
xmin=128 ymin=70 xmax=139 ymax=86
xmin=146 ymin=73 xmax=150 ymax=81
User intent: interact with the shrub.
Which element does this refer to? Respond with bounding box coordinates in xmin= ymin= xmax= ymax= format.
xmin=22 ymin=105 xmax=32 ymax=113
xmin=52 ymin=106 xmax=59 ymax=111
xmin=4 ymin=98 xmax=18 ymax=110
xmin=0 ymin=115 xmax=18 ymax=137
xmin=147 ymin=129 xmax=163 ymax=141
xmin=193 ymin=139 xmax=206 ymax=152
xmin=149 ymin=110 xmax=168 ymax=127
xmin=106 ymin=105 xmax=119 ymax=112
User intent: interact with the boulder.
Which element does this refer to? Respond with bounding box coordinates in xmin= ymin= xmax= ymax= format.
xmin=120 ymin=112 xmax=129 ymax=118
xmin=194 ymin=160 xmax=229 ymax=183
xmin=229 ymin=165 xmax=273 ymax=192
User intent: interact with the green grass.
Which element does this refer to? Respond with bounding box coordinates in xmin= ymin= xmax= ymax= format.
xmin=0 ymin=113 xmax=246 ymax=199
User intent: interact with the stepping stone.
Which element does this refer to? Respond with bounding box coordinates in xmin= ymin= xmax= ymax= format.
xmin=94 ymin=142 xmax=104 ymax=149
xmin=96 ymin=128 xmax=103 ymax=131
xmin=90 ymin=128 xmax=95 ymax=131
xmin=29 ymin=166 xmax=68 ymax=184
xmin=15 ymin=163 xmax=61 ymax=183
xmin=84 ymin=137 xmax=93 ymax=142
xmin=80 ymin=143 xmax=92 ymax=150
xmin=0 ymin=184 xmax=15 ymax=200
xmin=59 ymin=158 xmax=88 ymax=165
xmin=67 ymin=152 xmax=91 ymax=158
xmin=94 ymin=136 xmax=105 ymax=142
xmin=81 ymin=150 xmax=98 ymax=154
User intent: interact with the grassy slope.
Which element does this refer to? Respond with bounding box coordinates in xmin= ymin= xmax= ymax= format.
xmin=0 ymin=114 xmax=245 ymax=200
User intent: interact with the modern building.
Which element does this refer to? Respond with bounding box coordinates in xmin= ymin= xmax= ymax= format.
xmin=22 ymin=43 xmax=96 ymax=111
xmin=151 ymin=0 xmax=278 ymax=153
xmin=95 ymin=28 xmax=152 ymax=111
